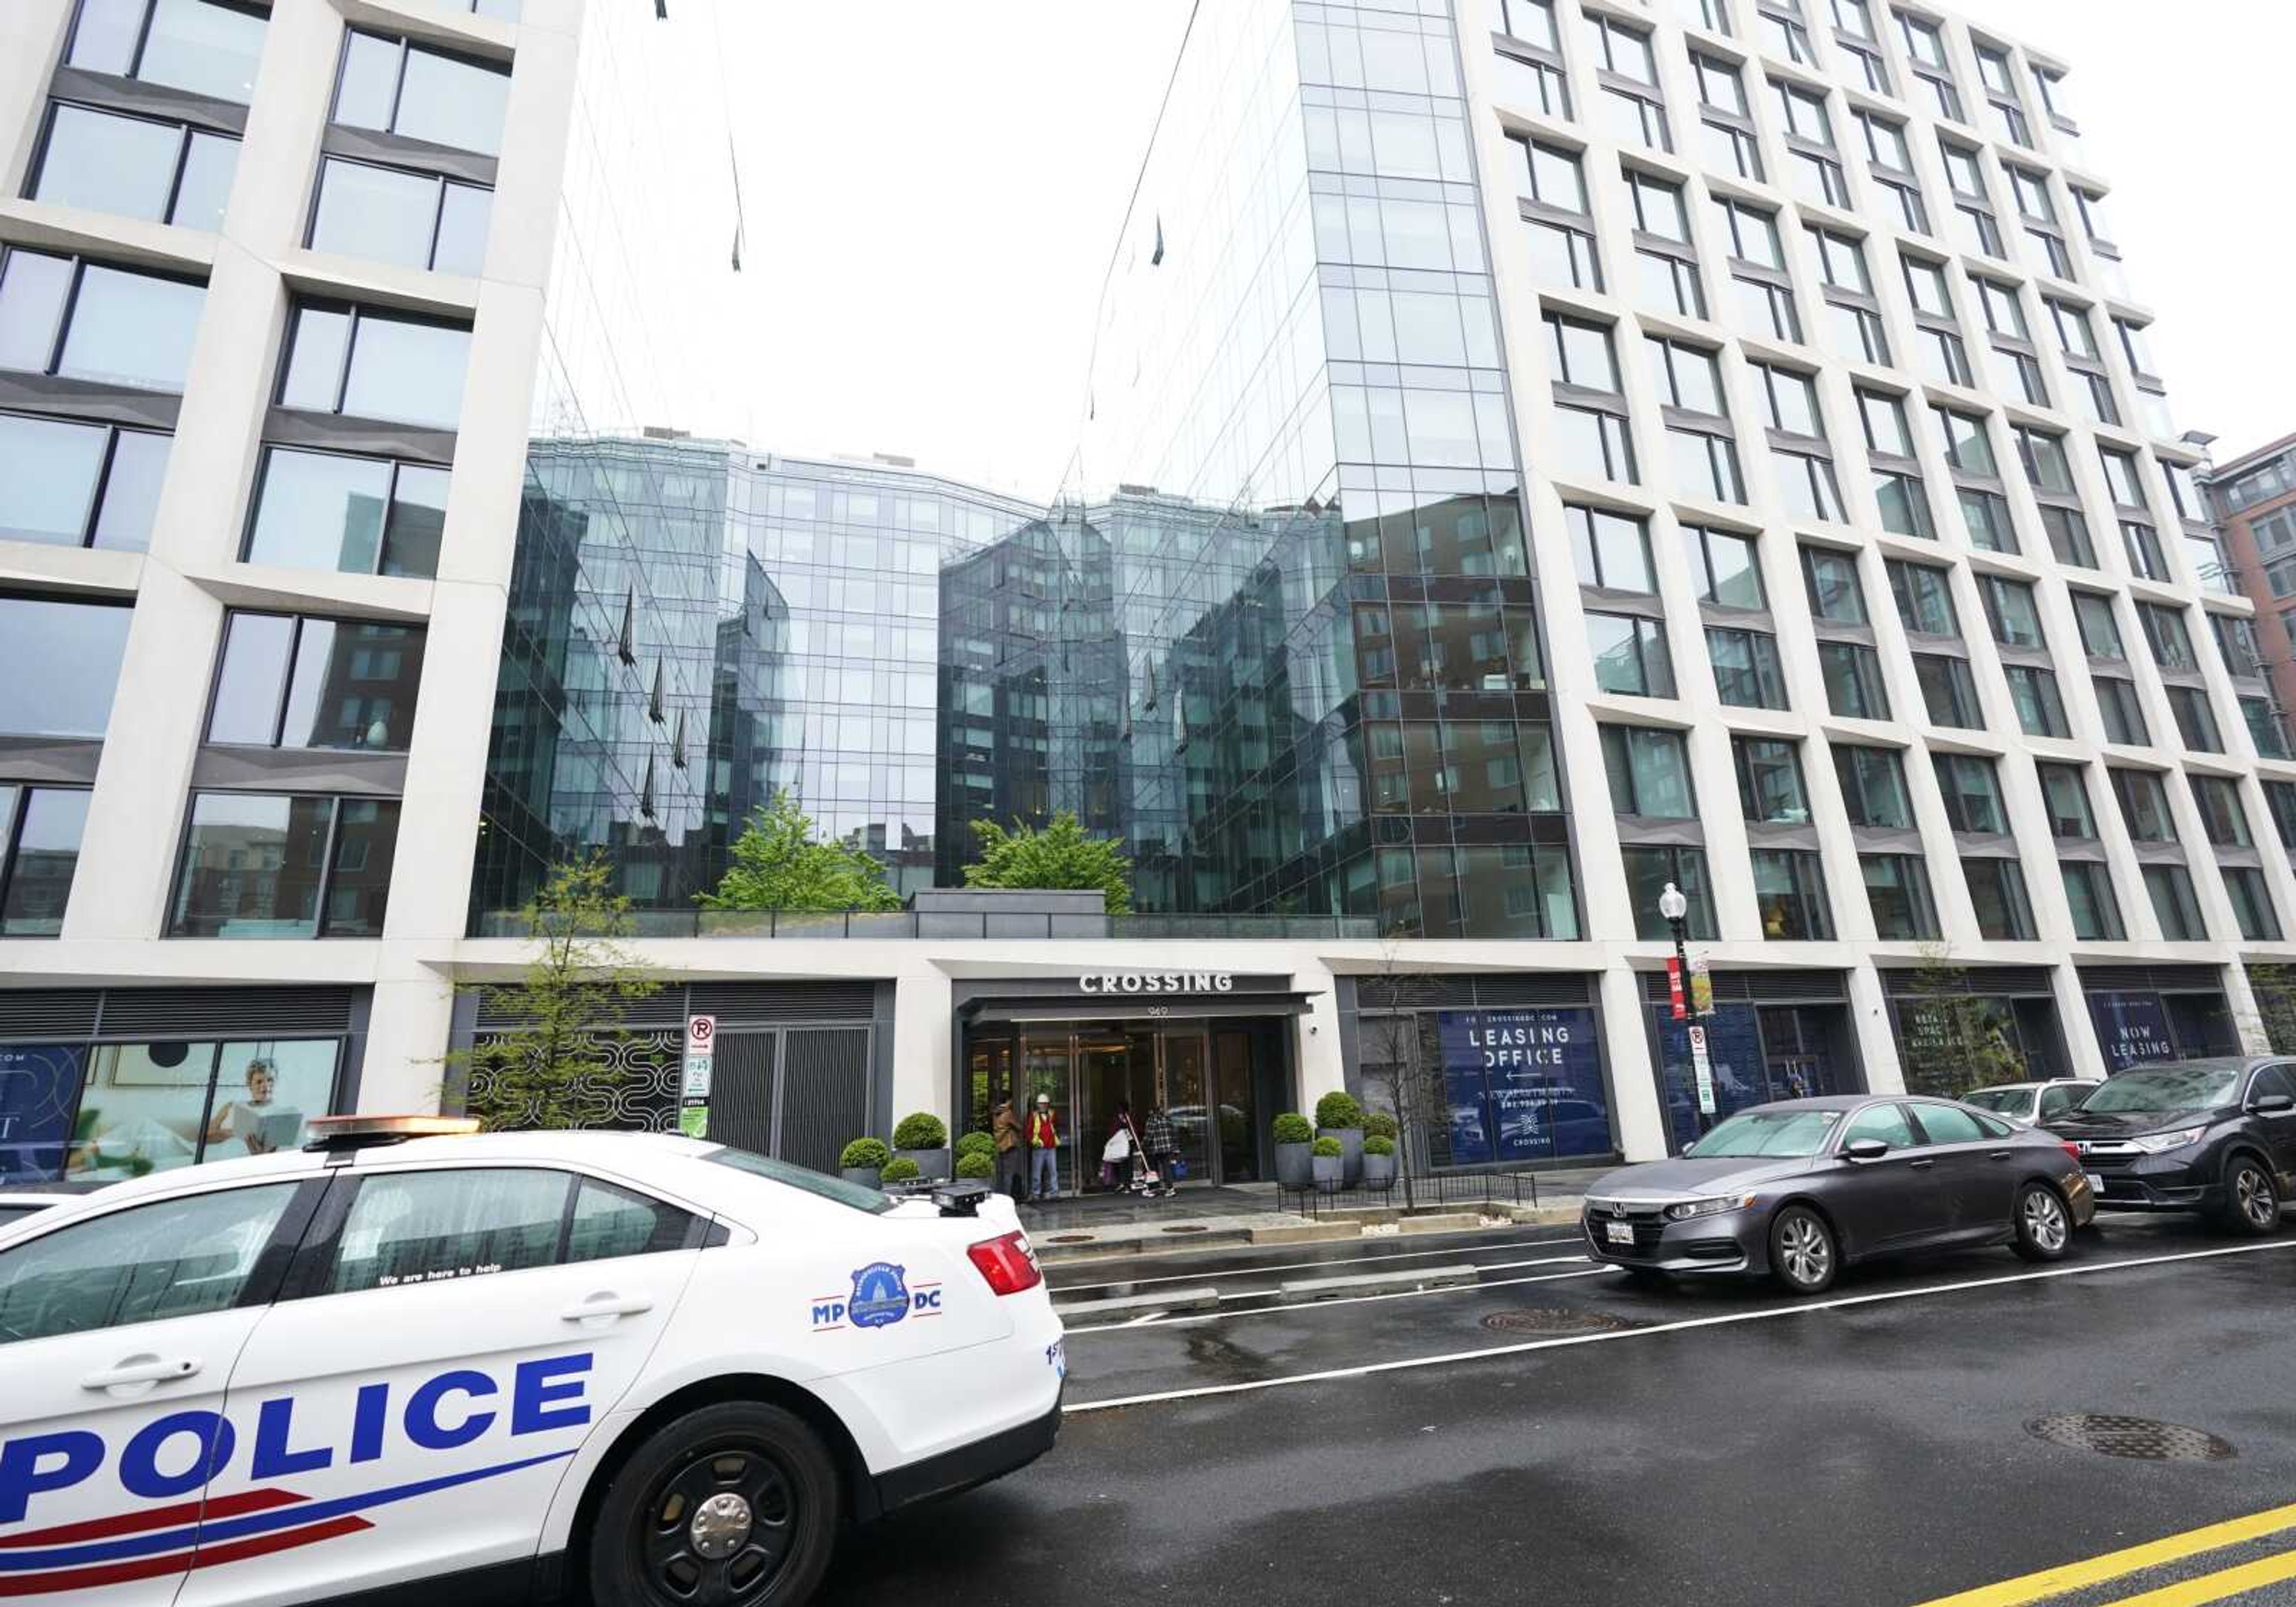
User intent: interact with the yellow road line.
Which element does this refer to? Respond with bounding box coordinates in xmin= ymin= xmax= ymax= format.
xmin=2102 ymin=1547 xmax=2296 ymax=1606
xmin=1913 ymin=1504 xmax=2296 ymax=1607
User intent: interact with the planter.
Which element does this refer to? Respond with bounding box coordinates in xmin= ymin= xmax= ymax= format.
xmin=1320 ymin=1126 xmax=1364 ymax=1186
xmin=1361 ymin=1151 xmax=1397 ymax=1191
xmin=1311 ymin=1152 xmax=1344 ymax=1193
xmin=841 ymin=1166 xmax=883 ymax=1190
xmin=896 ymin=1147 xmax=951 ymax=1183
xmin=1275 ymin=1140 xmax=1314 ymax=1189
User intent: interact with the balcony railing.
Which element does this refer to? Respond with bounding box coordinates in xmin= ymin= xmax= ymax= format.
xmin=472 ymin=909 xmax=1382 ymax=941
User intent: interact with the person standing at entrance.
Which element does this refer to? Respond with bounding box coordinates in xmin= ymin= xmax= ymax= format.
xmin=1141 ymin=1104 xmax=1179 ymax=1199
xmin=991 ymin=1098 xmax=1025 ymax=1201
xmin=1027 ymin=1093 xmax=1061 ymax=1201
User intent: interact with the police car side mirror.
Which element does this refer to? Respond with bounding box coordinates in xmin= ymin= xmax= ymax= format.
xmin=1843 ymin=1138 xmax=1891 ymax=1162
xmin=2253 ymin=1092 xmax=2295 ymax=1115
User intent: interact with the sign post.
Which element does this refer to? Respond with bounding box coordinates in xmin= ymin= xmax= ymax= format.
xmin=1687 ymin=1024 xmax=1717 ymax=1120
xmin=681 ymin=1014 xmax=716 ymax=1139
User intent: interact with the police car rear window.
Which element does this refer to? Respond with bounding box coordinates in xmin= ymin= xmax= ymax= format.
xmin=706 ymin=1148 xmax=895 ymax=1214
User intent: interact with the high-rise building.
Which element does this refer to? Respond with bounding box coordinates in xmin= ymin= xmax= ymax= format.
xmin=6 ymin=0 xmax=2292 ymax=1190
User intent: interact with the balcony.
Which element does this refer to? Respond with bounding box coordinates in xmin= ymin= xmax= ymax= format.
xmin=473 ymin=888 xmax=1379 ymax=941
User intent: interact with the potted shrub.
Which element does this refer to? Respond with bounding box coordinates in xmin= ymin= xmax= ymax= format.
xmin=1272 ymin=1112 xmax=1315 ymax=1189
xmin=893 ymin=1111 xmax=951 ymax=1182
xmin=1316 ymin=1090 xmax=1366 ymax=1187
xmin=880 ymin=1155 xmax=921 ymax=1190
xmin=839 ymin=1137 xmax=890 ymax=1189
xmin=1311 ymin=1134 xmax=1345 ymax=1193
xmin=1361 ymin=1134 xmax=1398 ymax=1191
xmin=955 ymin=1150 xmax=996 ymax=1181
xmin=956 ymin=1131 xmax=996 ymax=1163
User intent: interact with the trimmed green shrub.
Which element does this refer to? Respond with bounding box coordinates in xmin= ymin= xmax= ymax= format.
xmin=955 ymin=1151 xmax=996 ymax=1180
xmin=892 ymin=1112 xmax=948 ymax=1150
xmin=1363 ymin=1134 xmax=1396 ymax=1157
xmin=1271 ymin=1112 xmax=1314 ymax=1145
xmin=1311 ymin=1135 xmax=1344 ymax=1158
xmin=1362 ymin=1110 xmax=1400 ymax=1142
xmin=955 ymin=1131 xmax=997 ymax=1160
xmin=881 ymin=1156 xmax=921 ymax=1183
xmin=1314 ymin=1091 xmax=1364 ymax=1131
xmin=839 ymin=1137 xmax=890 ymax=1171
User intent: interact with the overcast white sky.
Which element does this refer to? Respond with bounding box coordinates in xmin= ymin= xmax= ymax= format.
xmin=711 ymin=1 xmax=2293 ymax=497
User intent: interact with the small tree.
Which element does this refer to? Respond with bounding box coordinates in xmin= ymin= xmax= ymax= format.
xmin=1895 ymin=945 xmax=2027 ymax=1097
xmin=964 ymin=812 xmax=1134 ymax=913
xmin=457 ymin=854 xmax=664 ymax=1130
xmin=1358 ymin=931 xmax=1448 ymax=1211
xmin=701 ymin=789 xmax=900 ymax=913
xmin=2242 ymin=964 xmax=2296 ymax=1053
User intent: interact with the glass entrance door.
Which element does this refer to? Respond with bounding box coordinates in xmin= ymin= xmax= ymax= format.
xmin=1076 ymin=1032 xmax=1137 ymax=1190
xmin=1159 ymin=1031 xmax=1210 ymax=1185
xmin=1213 ymin=1029 xmax=1259 ymax=1181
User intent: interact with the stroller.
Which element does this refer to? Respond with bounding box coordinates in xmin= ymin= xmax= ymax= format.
xmin=1100 ymin=1119 xmax=1167 ymax=1196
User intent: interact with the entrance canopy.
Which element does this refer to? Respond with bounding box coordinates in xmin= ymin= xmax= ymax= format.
xmin=961 ymin=992 xmax=1318 ymax=1027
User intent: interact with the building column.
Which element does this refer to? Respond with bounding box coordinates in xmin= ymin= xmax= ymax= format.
xmin=891 ymin=968 xmax=952 ymax=1128
xmin=2050 ymin=964 xmax=2109 ymax=1077
xmin=1601 ymin=965 xmax=1667 ymax=1162
xmin=1294 ymin=958 xmax=1347 ymax=1114
xmin=2223 ymin=958 xmax=2272 ymax=1055
xmin=360 ymin=965 xmax=459 ymax=1114
xmin=1846 ymin=961 xmax=1908 ymax=1095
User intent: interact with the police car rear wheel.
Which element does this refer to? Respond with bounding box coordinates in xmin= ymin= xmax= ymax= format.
xmin=591 ymin=1401 xmax=839 ymax=1606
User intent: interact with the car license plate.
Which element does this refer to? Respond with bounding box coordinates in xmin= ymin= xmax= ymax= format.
xmin=1046 ymin=1340 xmax=1065 ymax=1380
xmin=1605 ymin=1220 xmax=1635 ymax=1245
xmin=2084 ymin=1171 xmax=2106 ymax=1194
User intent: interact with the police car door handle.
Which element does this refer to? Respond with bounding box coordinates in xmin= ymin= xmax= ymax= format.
xmin=561 ymin=1292 xmax=654 ymax=1324
xmin=81 ymin=1356 xmax=199 ymax=1391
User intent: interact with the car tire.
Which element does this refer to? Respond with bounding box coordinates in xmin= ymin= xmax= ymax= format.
xmin=1768 ymin=1205 xmax=1838 ymax=1296
xmin=2010 ymin=1183 xmax=2072 ymax=1263
xmin=585 ymin=1400 xmax=842 ymax=1607
xmin=1619 ymin=1266 xmax=1670 ymax=1287
xmin=2215 ymin=1155 xmax=2283 ymax=1238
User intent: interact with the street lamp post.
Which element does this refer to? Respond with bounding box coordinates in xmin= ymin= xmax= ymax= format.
xmin=1657 ymin=882 xmax=1711 ymax=1138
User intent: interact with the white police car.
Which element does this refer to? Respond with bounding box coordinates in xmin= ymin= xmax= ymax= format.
xmin=0 ymin=1117 xmax=1064 ymax=1606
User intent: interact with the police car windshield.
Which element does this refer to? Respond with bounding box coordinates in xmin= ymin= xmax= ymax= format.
xmin=706 ymin=1148 xmax=896 ymax=1214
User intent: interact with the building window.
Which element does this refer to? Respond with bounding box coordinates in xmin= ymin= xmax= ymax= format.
xmin=1887 ymin=559 xmax=1958 ymax=638
xmin=1515 ymin=139 xmax=1601 ymax=291
xmin=1712 ymin=198 xmax=1800 ymax=344
xmin=206 ymin=613 xmax=426 ymax=751
xmin=2242 ymin=698 xmax=2292 ymax=761
xmin=1965 ymin=858 xmax=2037 ymax=941
xmin=2036 ymin=763 xmax=2096 ymax=838
xmin=277 ymin=301 xmax=471 ymax=431
xmin=1771 ymin=78 xmax=1846 ymax=209
xmin=1833 ymin=743 xmax=1912 ymax=828
xmin=1736 ymin=737 xmax=1810 ymax=822
xmin=2061 ymin=862 xmax=2123 ymax=941
xmin=1912 ymin=655 xmax=1981 ymax=728
xmin=2111 ymin=768 xmax=2178 ymax=842
xmin=1971 ymin=275 xmax=2047 ymax=407
xmin=2225 ymin=867 xmax=2282 ymax=942
xmin=2266 ymin=781 xmax=2296 ymax=853
xmin=1863 ymin=856 xmax=1939 ymax=939
xmin=1567 ymin=504 xmax=1654 ymax=594
xmin=1683 ymin=526 xmax=1765 ymax=609
xmin=29 ymin=103 xmax=239 ymax=230
xmin=2186 ymin=774 xmax=2252 ymax=848
xmin=1939 ymin=139 xmax=2004 ymax=260
xmin=2142 ymin=864 xmax=2207 ymax=942
xmin=1553 ymin=407 xmax=1636 ymax=484
xmin=65 ymin=0 xmax=266 ymax=104
xmin=169 ymin=793 xmax=401 ymax=938
xmin=2166 ymin=686 xmax=2221 ymax=754
xmin=242 ymin=445 xmax=450 ymax=578
xmin=2211 ymin=614 xmax=2265 ymax=681
xmin=1587 ymin=613 xmax=1675 ymax=698
xmin=2093 ymin=677 xmax=2147 ymax=746
xmin=1622 ymin=845 xmax=1718 ymax=940
xmin=1856 ymin=390 xmax=1932 ymax=539
xmin=1854 ymin=111 xmax=1926 ymax=233
xmin=0 ymin=785 xmax=91 ymax=936
xmin=1809 ymin=229 xmax=1888 ymax=366
xmin=1757 ymin=2 xmax=1815 ymax=65
xmin=1977 ymin=575 xmax=2044 ymax=650
xmin=1708 ymin=627 xmax=1787 ymax=709
xmin=309 ymin=158 xmax=492 ymax=276
xmin=0 ymin=248 xmax=205 ymax=393
xmin=0 ymin=412 xmax=169 ymax=552
xmin=1497 ymin=0 xmax=1562 ymax=48
xmin=1626 ymin=170 xmax=1706 ymax=318
xmin=0 ymin=595 xmax=130 ymax=740
xmin=1750 ymin=848 xmax=1833 ymax=939
xmin=2136 ymin=603 xmax=2196 ymax=673
xmin=2004 ymin=667 xmax=2068 ymax=738
xmin=1819 ymin=640 xmax=1889 ymax=719
xmin=2071 ymin=591 xmax=2124 ymax=659
xmin=1584 ymin=14 xmax=1671 ymax=151
xmin=1493 ymin=47 xmax=1571 ymax=120
xmin=1929 ymin=405 xmax=2015 ymax=553
xmin=1895 ymin=10 xmax=1962 ymax=122
xmin=1754 ymin=363 xmax=1843 ymax=521
xmin=334 ymin=30 xmax=512 ymax=158
xmin=1801 ymin=545 xmax=1867 ymax=623
xmin=1974 ymin=42 xmax=2032 ymax=148
xmin=1674 ymin=0 xmax=1732 ymax=33
xmin=1644 ymin=337 xmax=1739 ymax=502
xmin=1899 ymin=253 xmax=1970 ymax=388
xmin=1692 ymin=53 xmax=1763 ymax=181
xmin=1932 ymin=753 xmax=2008 ymax=835
xmin=1602 ymin=726 xmax=1696 ymax=818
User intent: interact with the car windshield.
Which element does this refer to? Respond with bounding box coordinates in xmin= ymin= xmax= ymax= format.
xmin=0 ymin=1205 xmax=42 ymax=1229
xmin=705 ymin=1147 xmax=895 ymax=1214
xmin=1689 ymin=1108 xmax=1842 ymax=1157
xmin=1961 ymin=1089 xmax=2030 ymax=1114
xmin=2078 ymin=1063 xmax=2245 ymax=1114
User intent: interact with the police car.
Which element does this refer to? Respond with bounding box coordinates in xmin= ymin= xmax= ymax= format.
xmin=0 ymin=1117 xmax=1064 ymax=1606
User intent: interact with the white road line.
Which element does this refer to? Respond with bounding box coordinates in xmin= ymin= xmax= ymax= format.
xmin=1060 ymin=1238 xmax=2296 ymax=1413
xmin=1055 ymin=1252 xmax=1594 ymax=1318
xmin=1061 ymin=1265 xmax=1607 ymax=1335
xmin=1046 ymin=1236 xmax=1586 ymax=1296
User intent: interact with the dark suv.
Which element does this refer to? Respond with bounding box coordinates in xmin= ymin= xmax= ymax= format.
xmin=2051 ymin=1058 xmax=2296 ymax=1234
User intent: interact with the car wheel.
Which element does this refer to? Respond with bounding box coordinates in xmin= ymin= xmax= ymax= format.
xmin=586 ymin=1401 xmax=841 ymax=1607
xmin=2218 ymin=1156 xmax=2283 ymax=1238
xmin=1769 ymin=1206 xmax=1837 ymax=1296
xmin=2011 ymin=1183 xmax=2071 ymax=1263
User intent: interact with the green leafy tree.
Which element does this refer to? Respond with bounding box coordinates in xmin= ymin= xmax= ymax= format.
xmin=701 ymin=789 xmax=900 ymax=913
xmin=963 ymin=811 xmax=1134 ymax=913
xmin=1895 ymin=946 xmax=2027 ymax=1097
xmin=457 ymin=854 xmax=664 ymax=1130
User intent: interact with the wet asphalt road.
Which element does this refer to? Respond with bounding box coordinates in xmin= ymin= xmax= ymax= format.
xmin=814 ymin=1214 xmax=2296 ymax=1607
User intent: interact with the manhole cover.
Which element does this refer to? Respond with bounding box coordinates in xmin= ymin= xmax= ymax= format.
xmin=1480 ymin=1307 xmax=1641 ymax=1336
xmin=1162 ymin=1224 xmax=1211 ymax=1235
xmin=1046 ymin=1233 xmax=1097 ymax=1245
xmin=2025 ymin=1414 xmax=2236 ymax=1462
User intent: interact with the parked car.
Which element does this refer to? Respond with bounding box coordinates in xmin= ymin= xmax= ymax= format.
xmin=2048 ymin=1058 xmax=2296 ymax=1235
xmin=0 ymin=1180 xmax=109 ymax=1237
xmin=1581 ymin=1095 xmax=2094 ymax=1295
xmin=1961 ymin=1079 xmax=2103 ymax=1129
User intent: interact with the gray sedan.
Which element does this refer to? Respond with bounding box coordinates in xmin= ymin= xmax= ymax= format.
xmin=1582 ymin=1095 xmax=2096 ymax=1294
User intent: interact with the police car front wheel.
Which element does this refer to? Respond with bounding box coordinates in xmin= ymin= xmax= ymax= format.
xmin=588 ymin=1401 xmax=841 ymax=1606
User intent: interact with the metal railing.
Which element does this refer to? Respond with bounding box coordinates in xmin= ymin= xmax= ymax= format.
xmin=472 ymin=909 xmax=1381 ymax=940
xmin=1276 ymin=1169 xmax=1546 ymax=1217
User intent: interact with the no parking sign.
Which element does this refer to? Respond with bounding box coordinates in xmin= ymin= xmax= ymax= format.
xmin=682 ymin=1015 xmax=715 ymax=1136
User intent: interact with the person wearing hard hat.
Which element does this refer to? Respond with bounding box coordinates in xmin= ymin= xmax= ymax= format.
xmin=1027 ymin=1092 xmax=1061 ymax=1202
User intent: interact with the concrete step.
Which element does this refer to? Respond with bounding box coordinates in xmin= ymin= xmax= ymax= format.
xmin=1275 ymin=1263 xmax=1480 ymax=1303
xmin=1052 ymin=1285 xmax=1220 ymax=1321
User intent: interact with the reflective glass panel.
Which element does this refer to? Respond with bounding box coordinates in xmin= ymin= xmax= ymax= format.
xmin=432 ymin=184 xmax=491 ymax=276
xmin=309 ymin=160 xmax=439 ymax=270
xmin=341 ymin=314 xmax=468 ymax=427
xmin=395 ymin=46 xmax=511 ymax=157
xmin=91 ymin=429 xmax=169 ymax=552
xmin=0 ymin=597 xmax=130 ymax=737
xmin=0 ymin=414 xmax=107 ymax=544
xmin=332 ymin=32 xmax=402 ymax=129
xmin=172 ymin=131 xmax=237 ymax=229
xmin=1 ymin=787 xmax=90 ymax=935
xmin=58 ymin=264 xmax=204 ymax=391
xmin=138 ymin=0 xmax=266 ymax=103
xmin=381 ymin=464 xmax=449 ymax=577
xmin=0 ymin=251 xmax=75 ymax=372
xmin=33 ymin=105 xmax=179 ymax=220
xmin=170 ymin=793 xmax=329 ymax=937
xmin=207 ymin=612 xmax=296 ymax=744
xmin=245 ymin=447 xmax=391 ymax=572
xmin=323 ymin=798 xmax=399 ymax=934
